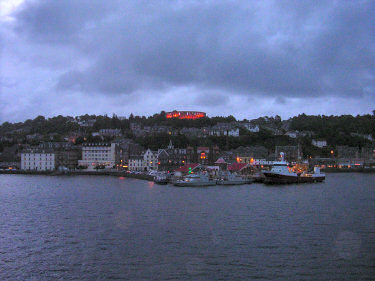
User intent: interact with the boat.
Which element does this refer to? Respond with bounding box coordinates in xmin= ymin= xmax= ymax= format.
xmin=263 ymin=153 xmax=325 ymax=184
xmin=251 ymin=172 xmax=265 ymax=183
xmin=173 ymin=173 xmax=216 ymax=187
xmin=217 ymin=172 xmax=249 ymax=185
xmin=154 ymin=175 xmax=169 ymax=185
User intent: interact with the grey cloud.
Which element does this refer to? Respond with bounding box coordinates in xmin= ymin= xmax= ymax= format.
xmin=10 ymin=0 xmax=375 ymax=101
xmin=15 ymin=0 xmax=117 ymax=44
xmin=194 ymin=91 xmax=230 ymax=107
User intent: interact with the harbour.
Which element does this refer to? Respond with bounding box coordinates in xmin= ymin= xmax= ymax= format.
xmin=1 ymin=173 xmax=375 ymax=280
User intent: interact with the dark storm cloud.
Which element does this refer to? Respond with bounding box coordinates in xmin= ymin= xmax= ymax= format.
xmin=10 ymin=1 xmax=375 ymax=101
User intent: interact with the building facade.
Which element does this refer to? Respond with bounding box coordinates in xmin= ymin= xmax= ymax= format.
xmin=275 ymin=145 xmax=302 ymax=162
xmin=143 ymin=149 xmax=158 ymax=171
xmin=78 ymin=143 xmax=117 ymax=169
xmin=312 ymin=139 xmax=327 ymax=148
xmin=55 ymin=149 xmax=81 ymax=170
xmin=128 ymin=155 xmax=144 ymax=171
xmin=21 ymin=150 xmax=55 ymax=171
xmin=157 ymin=141 xmax=187 ymax=171
xmin=128 ymin=149 xmax=158 ymax=171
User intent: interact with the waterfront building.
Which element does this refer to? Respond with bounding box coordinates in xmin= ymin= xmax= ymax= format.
xmin=128 ymin=149 xmax=158 ymax=171
xmin=175 ymin=163 xmax=201 ymax=174
xmin=336 ymin=145 xmax=360 ymax=160
xmin=128 ymin=155 xmax=144 ymax=171
xmin=21 ymin=150 xmax=55 ymax=171
xmin=232 ymin=146 xmax=270 ymax=163
xmin=227 ymin=163 xmax=253 ymax=175
xmin=361 ymin=146 xmax=375 ymax=162
xmin=143 ymin=149 xmax=158 ymax=171
xmin=78 ymin=143 xmax=117 ymax=170
xmin=116 ymin=140 xmax=144 ymax=170
xmin=157 ymin=141 xmax=187 ymax=171
xmin=55 ymin=148 xmax=81 ymax=170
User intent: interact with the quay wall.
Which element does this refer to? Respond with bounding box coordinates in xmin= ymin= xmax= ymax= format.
xmin=322 ymin=167 xmax=375 ymax=173
xmin=0 ymin=170 xmax=154 ymax=181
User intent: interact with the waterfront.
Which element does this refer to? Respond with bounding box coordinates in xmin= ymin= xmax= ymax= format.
xmin=0 ymin=174 xmax=375 ymax=280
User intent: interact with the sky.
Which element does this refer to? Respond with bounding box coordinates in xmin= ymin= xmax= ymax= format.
xmin=1 ymin=0 xmax=374 ymax=123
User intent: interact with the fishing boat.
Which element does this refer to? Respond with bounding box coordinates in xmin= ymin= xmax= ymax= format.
xmin=153 ymin=175 xmax=169 ymax=185
xmin=174 ymin=173 xmax=216 ymax=187
xmin=217 ymin=172 xmax=249 ymax=185
xmin=263 ymin=153 xmax=325 ymax=184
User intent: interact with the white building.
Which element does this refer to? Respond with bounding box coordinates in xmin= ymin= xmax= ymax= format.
xmin=128 ymin=155 xmax=144 ymax=171
xmin=143 ymin=149 xmax=158 ymax=171
xmin=209 ymin=127 xmax=240 ymax=137
xmin=21 ymin=150 xmax=55 ymax=171
xmin=285 ymin=131 xmax=299 ymax=138
xmin=128 ymin=149 xmax=158 ymax=172
xmin=242 ymin=123 xmax=260 ymax=132
xmin=99 ymin=129 xmax=122 ymax=137
xmin=78 ymin=119 xmax=96 ymax=127
xmin=312 ymin=139 xmax=327 ymax=148
xmin=78 ymin=143 xmax=117 ymax=170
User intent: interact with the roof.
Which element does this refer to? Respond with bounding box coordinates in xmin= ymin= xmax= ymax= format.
xmin=214 ymin=157 xmax=227 ymax=164
xmin=228 ymin=163 xmax=249 ymax=172
xmin=175 ymin=163 xmax=200 ymax=173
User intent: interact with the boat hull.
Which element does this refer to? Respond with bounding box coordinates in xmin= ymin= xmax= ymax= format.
xmin=217 ymin=180 xmax=248 ymax=185
xmin=263 ymin=172 xmax=325 ymax=184
xmin=154 ymin=179 xmax=168 ymax=185
xmin=174 ymin=181 xmax=216 ymax=187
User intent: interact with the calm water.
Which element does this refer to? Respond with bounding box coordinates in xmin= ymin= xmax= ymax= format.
xmin=0 ymin=173 xmax=375 ymax=280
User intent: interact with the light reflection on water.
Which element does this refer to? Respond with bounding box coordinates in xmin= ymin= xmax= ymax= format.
xmin=0 ymin=173 xmax=375 ymax=280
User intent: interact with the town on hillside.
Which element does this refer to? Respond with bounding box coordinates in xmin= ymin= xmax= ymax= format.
xmin=0 ymin=110 xmax=375 ymax=172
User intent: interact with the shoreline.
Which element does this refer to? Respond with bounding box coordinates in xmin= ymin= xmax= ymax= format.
xmin=1 ymin=168 xmax=375 ymax=181
xmin=321 ymin=167 xmax=375 ymax=173
xmin=0 ymin=170 xmax=154 ymax=181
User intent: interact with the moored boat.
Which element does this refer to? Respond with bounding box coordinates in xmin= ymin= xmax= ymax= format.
xmin=263 ymin=153 xmax=325 ymax=184
xmin=174 ymin=173 xmax=216 ymax=187
xmin=154 ymin=175 xmax=169 ymax=185
xmin=217 ymin=172 xmax=249 ymax=185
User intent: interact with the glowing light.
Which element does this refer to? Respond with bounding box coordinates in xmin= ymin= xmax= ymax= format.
xmin=166 ymin=111 xmax=206 ymax=120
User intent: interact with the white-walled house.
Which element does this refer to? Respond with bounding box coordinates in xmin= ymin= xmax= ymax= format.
xmin=143 ymin=149 xmax=158 ymax=171
xmin=209 ymin=127 xmax=240 ymax=137
xmin=242 ymin=123 xmax=260 ymax=132
xmin=128 ymin=155 xmax=144 ymax=171
xmin=78 ymin=143 xmax=117 ymax=170
xmin=285 ymin=131 xmax=299 ymax=138
xmin=128 ymin=149 xmax=158 ymax=172
xmin=21 ymin=150 xmax=55 ymax=171
xmin=312 ymin=139 xmax=327 ymax=148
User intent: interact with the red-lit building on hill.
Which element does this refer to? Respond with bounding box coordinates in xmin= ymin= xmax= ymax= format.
xmin=166 ymin=110 xmax=206 ymax=120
